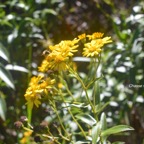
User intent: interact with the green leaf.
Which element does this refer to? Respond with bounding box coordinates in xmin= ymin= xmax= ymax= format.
xmin=101 ymin=125 xmax=134 ymax=137
xmin=5 ymin=64 xmax=28 ymax=73
xmin=0 ymin=43 xmax=10 ymax=62
xmin=70 ymin=106 xmax=82 ymax=115
xmin=0 ymin=63 xmax=15 ymax=89
xmin=42 ymin=8 xmax=57 ymax=17
xmin=92 ymin=122 xmax=101 ymax=144
xmin=92 ymin=81 xmax=100 ymax=106
xmin=100 ymin=113 xmax=107 ymax=130
xmin=100 ymin=113 xmax=107 ymax=142
xmin=71 ymin=103 xmax=89 ymax=108
xmin=75 ymin=113 xmax=96 ymax=126
xmin=0 ymin=19 xmax=13 ymax=27
xmin=0 ymin=93 xmax=7 ymax=121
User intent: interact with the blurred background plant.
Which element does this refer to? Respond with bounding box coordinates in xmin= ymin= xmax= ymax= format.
xmin=0 ymin=0 xmax=144 ymax=144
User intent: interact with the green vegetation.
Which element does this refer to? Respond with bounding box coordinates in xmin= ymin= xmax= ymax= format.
xmin=0 ymin=0 xmax=144 ymax=143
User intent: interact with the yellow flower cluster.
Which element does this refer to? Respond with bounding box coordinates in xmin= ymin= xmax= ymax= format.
xmin=82 ymin=32 xmax=112 ymax=57
xmin=24 ymin=75 xmax=55 ymax=108
xmin=39 ymin=39 xmax=79 ymax=72
xmin=24 ymin=32 xmax=112 ymax=108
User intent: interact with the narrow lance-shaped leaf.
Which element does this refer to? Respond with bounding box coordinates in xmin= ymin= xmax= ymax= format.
xmin=0 ymin=43 xmax=10 ymax=62
xmin=75 ymin=141 xmax=92 ymax=144
xmin=92 ymin=122 xmax=101 ymax=144
xmin=0 ymin=93 xmax=7 ymax=121
xmin=100 ymin=113 xmax=107 ymax=142
xmin=92 ymin=81 xmax=100 ymax=106
xmin=42 ymin=8 xmax=57 ymax=17
xmin=75 ymin=113 xmax=96 ymax=126
xmin=0 ymin=63 xmax=15 ymax=89
xmin=100 ymin=112 xmax=107 ymax=130
xmin=5 ymin=64 xmax=29 ymax=73
xmin=101 ymin=125 xmax=134 ymax=137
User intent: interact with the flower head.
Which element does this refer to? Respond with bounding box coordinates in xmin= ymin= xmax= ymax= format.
xmin=49 ymin=39 xmax=79 ymax=56
xmin=87 ymin=32 xmax=104 ymax=40
xmin=38 ymin=59 xmax=50 ymax=72
xmin=24 ymin=75 xmax=55 ymax=108
xmin=78 ymin=33 xmax=86 ymax=40
xmin=39 ymin=39 xmax=79 ymax=72
xmin=83 ymin=34 xmax=112 ymax=57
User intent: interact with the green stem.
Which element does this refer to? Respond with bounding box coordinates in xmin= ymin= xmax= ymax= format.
xmin=47 ymin=128 xmax=61 ymax=144
xmin=60 ymin=93 xmax=87 ymax=139
xmin=59 ymin=74 xmax=76 ymax=101
xmin=25 ymin=104 xmax=33 ymax=144
xmin=27 ymin=103 xmax=33 ymax=125
xmin=42 ymin=134 xmax=61 ymax=144
xmin=69 ymin=67 xmax=96 ymax=114
xmin=51 ymin=101 xmax=70 ymax=139
xmin=28 ymin=45 xmax=32 ymax=83
xmin=68 ymin=107 xmax=87 ymax=139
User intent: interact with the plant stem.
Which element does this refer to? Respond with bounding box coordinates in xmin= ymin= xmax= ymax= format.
xmin=59 ymin=92 xmax=87 ymax=139
xmin=26 ymin=104 xmax=33 ymax=144
xmin=59 ymin=74 xmax=76 ymax=101
xmin=27 ymin=103 xmax=33 ymax=125
xmin=51 ymin=101 xmax=70 ymax=139
xmin=47 ymin=128 xmax=61 ymax=144
xmin=28 ymin=45 xmax=32 ymax=83
xmin=69 ymin=67 xmax=96 ymax=114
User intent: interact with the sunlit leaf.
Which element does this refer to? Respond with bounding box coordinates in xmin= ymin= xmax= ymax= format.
xmin=101 ymin=125 xmax=134 ymax=137
xmin=0 ymin=93 xmax=7 ymax=121
xmin=42 ymin=8 xmax=57 ymax=17
xmin=0 ymin=43 xmax=10 ymax=62
xmin=0 ymin=63 xmax=15 ymax=89
xmin=100 ymin=113 xmax=107 ymax=142
xmin=76 ymin=113 xmax=96 ymax=126
xmin=71 ymin=103 xmax=89 ymax=108
xmin=92 ymin=81 xmax=100 ymax=106
xmin=92 ymin=122 xmax=101 ymax=144
xmin=5 ymin=64 xmax=29 ymax=73
xmin=73 ymin=57 xmax=90 ymax=62
xmin=100 ymin=113 xmax=107 ymax=130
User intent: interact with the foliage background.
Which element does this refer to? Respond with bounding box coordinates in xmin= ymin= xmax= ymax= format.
xmin=0 ymin=0 xmax=144 ymax=143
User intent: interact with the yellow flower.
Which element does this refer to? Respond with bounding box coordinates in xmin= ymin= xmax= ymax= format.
xmin=83 ymin=36 xmax=112 ymax=57
xmin=40 ymin=77 xmax=55 ymax=90
xmin=20 ymin=130 xmax=33 ymax=144
xmin=47 ymin=40 xmax=79 ymax=71
xmin=39 ymin=39 xmax=79 ymax=72
xmin=78 ymin=33 xmax=86 ymax=40
xmin=24 ymin=75 xmax=55 ymax=108
xmin=38 ymin=59 xmax=50 ymax=72
xmin=49 ymin=39 xmax=79 ymax=57
xmin=58 ymin=83 xmax=64 ymax=89
xmin=87 ymin=32 xmax=104 ymax=40
xmin=47 ymin=51 xmax=68 ymax=71
xmin=102 ymin=36 xmax=113 ymax=44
